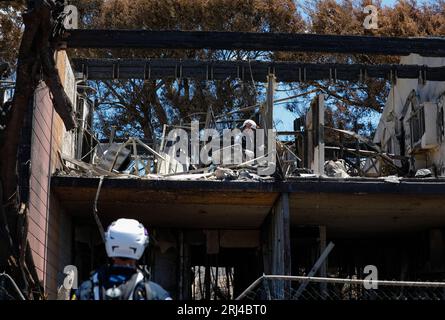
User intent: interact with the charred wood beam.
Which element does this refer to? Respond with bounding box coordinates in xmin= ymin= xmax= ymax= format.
xmin=0 ymin=62 xmax=9 ymax=78
xmin=71 ymin=58 xmax=445 ymax=82
xmin=62 ymin=30 xmax=445 ymax=56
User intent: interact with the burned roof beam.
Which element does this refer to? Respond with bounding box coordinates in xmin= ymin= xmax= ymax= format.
xmin=71 ymin=58 xmax=445 ymax=82
xmin=62 ymin=30 xmax=445 ymax=56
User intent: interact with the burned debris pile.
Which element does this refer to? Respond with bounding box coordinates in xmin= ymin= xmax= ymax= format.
xmin=55 ymin=89 xmax=442 ymax=183
xmin=56 ymin=54 xmax=445 ymax=183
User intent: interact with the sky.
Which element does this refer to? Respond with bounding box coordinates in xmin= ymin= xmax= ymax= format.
xmin=381 ymin=0 xmax=436 ymax=5
xmin=381 ymin=0 xmax=396 ymax=5
xmin=274 ymin=0 xmax=438 ymax=133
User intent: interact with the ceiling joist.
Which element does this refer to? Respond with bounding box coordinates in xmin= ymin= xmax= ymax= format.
xmin=72 ymin=58 xmax=445 ymax=82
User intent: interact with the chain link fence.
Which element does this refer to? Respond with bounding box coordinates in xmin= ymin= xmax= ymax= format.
xmin=236 ymin=275 xmax=445 ymax=301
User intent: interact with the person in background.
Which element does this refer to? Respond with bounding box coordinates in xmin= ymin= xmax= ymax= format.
xmin=240 ymin=119 xmax=260 ymax=161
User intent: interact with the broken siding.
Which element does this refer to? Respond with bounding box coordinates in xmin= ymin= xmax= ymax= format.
xmin=45 ymin=194 xmax=72 ymax=299
xmin=29 ymin=84 xmax=52 ymax=282
xmin=373 ymin=54 xmax=445 ymax=175
xmin=28 ymin=51 xmax=75 ymax=295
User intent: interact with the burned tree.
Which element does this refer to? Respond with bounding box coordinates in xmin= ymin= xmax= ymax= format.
xmin=0 ymin=0 xmax=75 ymax=299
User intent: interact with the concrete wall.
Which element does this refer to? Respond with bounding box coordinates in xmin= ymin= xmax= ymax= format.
xmin=27 ymin=51 xmax=75 ymax=298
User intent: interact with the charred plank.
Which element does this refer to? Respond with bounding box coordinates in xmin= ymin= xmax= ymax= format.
xmin=71 ymin=58 xmax=445 ymax=82
xmin=63 ymin=30 xmax=445 ymax=56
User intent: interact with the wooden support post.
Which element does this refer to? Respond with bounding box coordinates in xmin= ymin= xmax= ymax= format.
xmin=259 ymin=73 xmax=275 ymax=156
xmin=314 ymin=94 xmax=325 ymax=175
xmin=183 ymin=242 xmax=191 ymax=300
xmin=306 ymin=94 xmax=325 ymax=174
xmin=178 ymin=231 xmax=184 ymax=300
xmin=272 ymin=193 xmax=291 ymax=275
xmin=204 ymin=255 xmax=211 ymax=300
xmin=261 ymin=192 xmax=291 ymax=298
xmin=319 ymin=226 xmax=327 ymax=298
xmin=178 ymin=231 xmax=192 ymax=300
xmin=282 ymin=193 xmax=291 ymax=277
xmin=265 ymin=74 xmax=275 ymax=132
xmin=132 ymin=139 xmax=139 ymax=175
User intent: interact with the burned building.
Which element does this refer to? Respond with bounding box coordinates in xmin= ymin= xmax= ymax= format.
xmin=6 ymin=31 xmax=445 ymax=300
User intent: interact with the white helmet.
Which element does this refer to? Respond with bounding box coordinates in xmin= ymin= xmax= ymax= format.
xmin=105 ymin=218 xmax=149 ymax=260
xmin=242 ymin=119 xmax=257 ymax=129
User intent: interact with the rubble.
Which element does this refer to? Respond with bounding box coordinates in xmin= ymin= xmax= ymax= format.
xmin=415 ymin=168 xmax=433 ymax=178
xmin=382 ymin=175 xmax=402 ymax=184
xmin=214 ymin=168 xmax=238 ymax=181
xmin=55 ymin=80 xmax=445 ymax=183
xmin=324 ymin=160 xmax=350 ymax=178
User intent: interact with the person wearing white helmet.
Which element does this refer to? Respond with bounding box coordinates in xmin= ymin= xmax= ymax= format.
xmin=242 ymin=119 xmax=258 ymax=131
xmin=75 ymin=218 xmax=171 ymax=300
xmin=238 ymin=119 xmax=260 ymax=161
